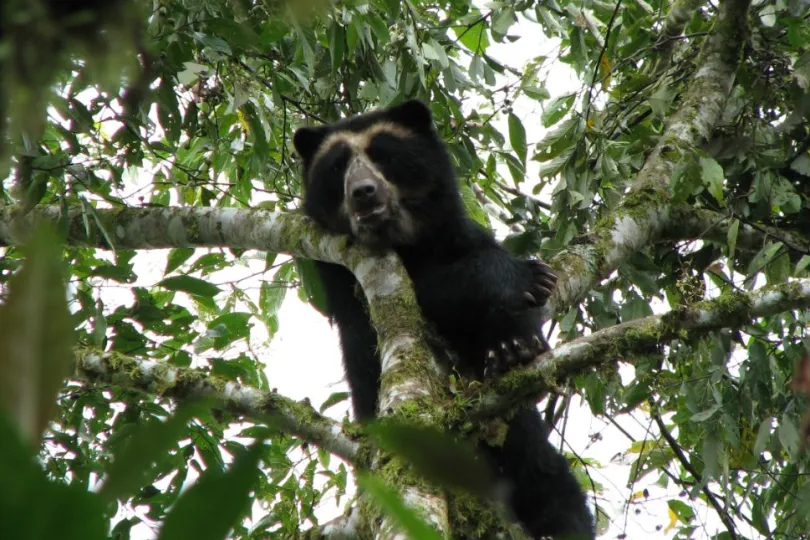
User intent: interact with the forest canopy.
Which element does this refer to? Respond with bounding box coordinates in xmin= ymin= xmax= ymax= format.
xmin=1 ymin=0 xmax=810 ymax=538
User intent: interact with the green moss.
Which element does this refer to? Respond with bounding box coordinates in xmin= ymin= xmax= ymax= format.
xmin=368 ymin=453 xmax=447 ymax=534
xmin=707 ymin=291 xmax=750 ymax=325
xmin=171 ymin=366 xmax=209 ymax=395
xmin=621 ymin=323 xmax=664 ymax=353
xmin=447 ymin=491 xmax=512 ymax=539
xmin=476 ymin=417 xmax=509 ymax=447
xmin=619 ymin=183 xmax=670 ymax=218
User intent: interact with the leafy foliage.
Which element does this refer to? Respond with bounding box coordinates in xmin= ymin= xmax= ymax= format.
xmin=1 ymin=0 xmax=810 ymax=538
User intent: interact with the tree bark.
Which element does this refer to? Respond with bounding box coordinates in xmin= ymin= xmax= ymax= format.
xmin=469 ymin=278 xmax=810 ymax=419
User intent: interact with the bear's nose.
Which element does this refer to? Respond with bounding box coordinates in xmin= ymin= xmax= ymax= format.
xmin=350 ymin=179 xmax=377 ymax=201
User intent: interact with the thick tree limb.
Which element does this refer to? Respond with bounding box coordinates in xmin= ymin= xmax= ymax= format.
xmin=1 ymin=207 xmax=450 ymax=537
xmin=548 ymin=0 xmax=753 ymax=318
xmin=1 ymin=206 xmax=446 ymax=415
xmin=73 ymin=348 xmax=361 ymax=464
xmin=469 ymin=278 xmax=810 ymax=419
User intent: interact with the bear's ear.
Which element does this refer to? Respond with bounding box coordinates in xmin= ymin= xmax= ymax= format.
xmin=386 ymin=99 xmax=433 ymax=133
xmin=293 ymin=126 xmax=329 ymax=161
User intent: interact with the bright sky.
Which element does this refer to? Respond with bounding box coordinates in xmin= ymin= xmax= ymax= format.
xmin=77 ymin=7 xmax=759 ymax=540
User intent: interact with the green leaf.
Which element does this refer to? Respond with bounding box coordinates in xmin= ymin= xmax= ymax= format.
xmin=453 ymin=18 xmax=489 ymax=53
xmin=501 ymin=152 xmax=525 ymax=184
xmin=328 ymin=22 xmax=345 ymax=73
xmin=193 ymin=32 xmax=232 ymax=55
xmin=366 ymin=14 xmax=391 ymax=43
xmin=791 ymin=153 xmax=810 ymax=177
xmin=357 ymin=473 xmax=443 ymax=540
xmin=0 ymin=415 xmax=107 ymax=540
xmin=81 ymin=199 xmax=117 ymax=251
xmin=490 ymin=8 xmax=515 ymax=36
xmin=159 ymin=275 xmax=222 ymax=298
xmin=541 ymin=94 xmax=575 ymax=127
xmin=157 ymin=443 xmax=263 ymax=540
xmin=0 ymin=228 xmax=73 ymax=445
xmin=166 ymin=248 xmax=195 ymax=275
xmin=260 ymin=281 xmax=287 ymax=317
xmin=753 ymin=417 xmax=772 ymax=455
xmin=777 ymin=415 xmax=799 ymax=457
xmin=101 ymin=405 xmax=198 ymax=501
xmin=796 ymin=255 xmax=810 ymax=274
xmin=206 ymin=19 xmax=259 ymax=53
xmin=319 ymin=392 xmax=350 ymax=413
xmin=727 ymin=219 xmax=739 ymax=263
xmin=701 ymin=434 xmax=720 ymax=479
xmin=367 ymin=422 xmax=496 ymax=499
xmin=700 ymin=157 xmax=725 ymax=206
xmin=422 ymin=40 xmax=449 ymax=69
xmin=751 ymin=498 xmax=771 ymax=535
xmin=667 ymin=499 xmax=695 ymax=523
xmin=746 ymin=242 xmax=784 ymax=283
xmin=240 ymin=102 xmax=269 ymax=156
xmin=522 ymin=85 xmax=550 ymax=100
xmin=295 ymin=258 xmax=329 ymax=317
xmin=207 ymin=312 xmax=252 ymax=347
xmin=690 ymin=404 xmax=721 ymax=422
xmin=508 ymin=113 xmax=527 ymax=165
xmin=459 ymin=182 xmax=489 ymax=227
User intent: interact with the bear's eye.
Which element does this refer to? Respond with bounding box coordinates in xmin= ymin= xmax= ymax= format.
xmin=324 ymin=146 xmax=350 ymax=175
xmin=366 ymin=134 xmax=398 ymax=168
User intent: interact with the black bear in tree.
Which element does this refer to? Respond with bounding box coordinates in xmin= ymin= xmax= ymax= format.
xmin=294 ymin=99 xmax=594 ymax=539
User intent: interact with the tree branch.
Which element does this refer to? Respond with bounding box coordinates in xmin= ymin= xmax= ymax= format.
xmin=2 ymin=206 xmax=450 ymax=537
xmin=2 ymin=206 xmax=445 ymax=415
xmin=547 ymin=0 xmax=753 ymax=318
xmin=469 ymin=278 xmax=810 ymax=419
xmin=73 ymin=348 xmax=360 ymax=464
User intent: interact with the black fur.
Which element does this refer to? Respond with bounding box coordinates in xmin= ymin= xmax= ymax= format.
xmin=294 ymin=100 xmax=594 ymax=539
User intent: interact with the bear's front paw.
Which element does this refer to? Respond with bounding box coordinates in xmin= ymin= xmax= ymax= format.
xmin=522 ymin=260 xmax=557 ymax=308
xmin=484 ymin=334 xmax=550 ymax=375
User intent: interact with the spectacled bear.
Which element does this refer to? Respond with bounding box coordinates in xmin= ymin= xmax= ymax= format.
xmin=293 ymin=100 xmax=594 ymax=539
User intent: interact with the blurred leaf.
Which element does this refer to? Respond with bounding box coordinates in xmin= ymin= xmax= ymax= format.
xmin=700 ymin=157 xmax=725 ymax=206
xmin=158 ymin=443 xmax=263 ymax=540
xmin=0 ymin=228 xmax=73 ymax=445
xmin=296 ymin=258 xmax=329 ymax=317
xmin=101 ymin=404 xmax=199 ymax=502
xmin=367 ymin=421 xmax=496 ymax=499
xmin=319 ymin=392 xmax=350 ymax=413
xmin=0 ymin=415 xmax=107 ymax=540
xmin=357 ymin=473 xmax=444 ymax=540
xmin=159 ymin=276 xmax=222 ymax=298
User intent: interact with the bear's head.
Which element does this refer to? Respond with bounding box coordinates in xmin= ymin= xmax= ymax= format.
xmin=293 ymin=100 xmax=459 ymax=250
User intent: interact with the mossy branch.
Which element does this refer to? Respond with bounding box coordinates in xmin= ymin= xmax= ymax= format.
xmin=469 ymin=278 xmax=810 ymax=419
xmin=2 ymin=207 xmax=450 ymax=537
xmin=73 ymin=348 xmax=360 ymax=463
xmin=547 ymin=0 xmax=753 ymax=319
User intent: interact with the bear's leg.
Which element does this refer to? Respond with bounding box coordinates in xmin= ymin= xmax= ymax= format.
xmin=484 ymin=407 xmax=595 ymax=539
xmin=315 ymin=261 xmax=381 ymax=421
